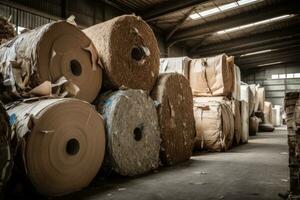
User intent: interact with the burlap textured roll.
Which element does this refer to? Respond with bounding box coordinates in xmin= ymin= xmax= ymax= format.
xmin=150 ymin=73 xmax=195 ymax=166
xmin=0 ymin=101 xmax=13 ymax=193
xmin=7 ymin=98 xmax=105 ymax=196
xmin=84 ymin=15 xmax=160 ymax=92
xmin=0 ymin=16 xmax=16 ymax=45
xmin=193 ymin=99 xmax=234 ymax=152
xmin=0 ymin=21 xmax=102 ymax=103
xmin=97 ymin=89 xmax=160 ymax=176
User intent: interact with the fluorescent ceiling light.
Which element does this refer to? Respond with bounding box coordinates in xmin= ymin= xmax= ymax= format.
xmin=217 ymin=14 xmax=293 ymax=34
xmin=258 ymin=61 xmax=282 ymax=67
xmin=241 ymin=49 xmax=273 ymax=57
xmin=199 ymin=7 xmax=220 ymax=17
xmin=219 ymin=2 xmax=239 ymax=11
xmin=238 ymin=0 xmax=259 ymax=6
xmin=190 ymin=13 xmax=201 ymax=19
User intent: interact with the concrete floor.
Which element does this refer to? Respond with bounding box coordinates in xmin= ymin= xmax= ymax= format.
xmin=61 ymin=128 xmax=289 ymax=200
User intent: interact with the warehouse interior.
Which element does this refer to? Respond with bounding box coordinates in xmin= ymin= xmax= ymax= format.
xmin=0 ymin=0 xmax=299 ymax=199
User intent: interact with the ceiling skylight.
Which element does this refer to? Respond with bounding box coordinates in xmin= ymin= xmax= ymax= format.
xmin=240 ymin=49 xmax=274 ymax=57
xmin=258 ymin=61 xmax=282 ymax=67
xmin=189 ymin=0 xmax=262 ymax=20
xmin=216 ymin=14 xmax=293 ymax=34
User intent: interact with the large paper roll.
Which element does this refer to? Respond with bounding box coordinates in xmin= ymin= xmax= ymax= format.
xmin=193 ymin=99 xmax=234 ymax=152
xmin=84 ymin=15 xmax=160 ymax=92
xmin=7 ymin=98 xmax=105 ymax=196
xmin=97 ymin=89 xmax=160 ymax=176
xmin=0 ymin=101 xmax=13 ymax=193
xmin=0 ymin=21 xmax=102 ymax=103
xmin=151 ymin=73 xmax=195 ymax=165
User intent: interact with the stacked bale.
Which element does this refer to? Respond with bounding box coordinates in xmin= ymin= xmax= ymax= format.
xmin=240 ymin=84 xmax=254 ymax=116
xmin=259 ymin=101 xmax=274 ymax=132
xmin=273 ymin=105 xmax=283 ymax=126
xmin=232 ymin=64 xmax=241 ymax=100
xmin=97 ymin=89 xmax=160 ymax=176
xmin=284 ymin=92 xmax=300 ymax=197
xmin=159 ymin=57 xmax=190 ymax=79
xmin=249 ymin=116 xmax=259 ymax=136
xmin=249 ymin=84 xmax=257 ymax=114
xmin=151 ymin=73 xmax=195 ymax=165
xmin=84 ymin=15 xmax=159 ymax=92
xmin=0 ymin=21 xmax=102 ymax=103
xmin=0 ymin=16 xmax=16 ymax=44
xmin=240 ymin=101 xmax=249 ymax=143
xmin=231 ymin=100 xmax=242 ymax=145
xmin=193 ymin=99 xmax=234 ymax=152
xmin=0 ymin=101 xmax=13 ymax=194
xmin=7 ymin=98 xmax=105 ymax=196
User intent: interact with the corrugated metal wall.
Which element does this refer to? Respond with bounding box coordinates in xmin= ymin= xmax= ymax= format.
xmin=242 ymin=63 xmax=300 ymax=106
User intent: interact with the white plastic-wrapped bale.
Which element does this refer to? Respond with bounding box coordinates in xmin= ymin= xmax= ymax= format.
xmin=256 ymin=86 xmax=265 ymax=112
xmin=273 ymin=105 xmax=282 ymax=126
xmin=249 ymin=116 xmax=259 ymax=136
xmin=240 ymin=101 xmax=249 ymax=143
xmin=240 ymin=84 xmax=254 ymax=116
xmin=0 ymin=101 xmax=13 ymax=193
xmin=193 ymin=98 xmax=234 ymax=152
xmin=7 ymin=98 xmax=105 ymax=196
xmin=232 ymin=65 xmax=241 ymax=100
xmin=264 ymin=101 xmax=273 ymax=124
xmin=250 ymin=84 xmax=258 ymax=113
xmin=84 ymin=15 xmax=159 ymax=92
xmin=151 ymin=73 xmax=195 ymax=166
xmin=159 ymin=57 xmax=190 ymax=79
xmin=231 ymin=100 xmax=242 ymax=145
xmin=97 ymin=89 xmax=160 ymax=176
xmin=0 ymin=21 xmax=102 ymax=103
xmin=189 ymin=54 xmax=234 ymax=97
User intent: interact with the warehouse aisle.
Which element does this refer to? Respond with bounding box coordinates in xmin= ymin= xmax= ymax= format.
xmin=62 ymin=129 xmax=288 ymax=200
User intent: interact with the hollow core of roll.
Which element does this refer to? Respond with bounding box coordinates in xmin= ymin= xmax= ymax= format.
xmin=66 ymin=138 xmax=80 ymax=155
xmin=133 ymin=126 xmax=143 ymax=141
xmin=70 ymin=60 xmax=82 ymax=76
xmin=131 ymin=46 xmax=145 ymax=61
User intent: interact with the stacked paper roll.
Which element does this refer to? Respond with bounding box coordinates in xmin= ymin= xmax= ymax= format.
xmin=97 ymin=89 xmax=160 ymax=176
xmin=7 ymin=98 xmax=105 ymax=196
xmin=84 ymin=15 xmax=160 ymax=92
xmin=151 ymin=73 xmax=195 ymax=166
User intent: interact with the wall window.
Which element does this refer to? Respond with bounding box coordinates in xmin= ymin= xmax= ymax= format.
xmin=287 ymin=73 xmax=294 ymax=78
xmin=272 ymin=73 xmax=300 ymax=79
xmin=294 ymin=73 xmax=300 ymax=78
xmin=271 ymin=74 xmax=279 ymax=79
xmin=279 ymin=74 xmax=286 ymax=79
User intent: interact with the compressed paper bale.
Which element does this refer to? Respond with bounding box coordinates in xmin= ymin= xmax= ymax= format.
xmin=240 ymin=101 xmax=249 ymax=143
xmin=249 ymin=116 xmax=259 ymax=136
xmin=7 ymin=98 xmax=105 ymax=196
xmin=193 ymin=99 xmax=234 ymax=152
xmin=274 ymin=105 xmax=282 ymax=126
xmin=97 ymin=89 xmax=160 ymax=176
xmin=240 ymin=84 xmax=254 ymax=116
xmin=231 ymin=100 xmax=242 ymax=145
xmin=159 ymin=57 xmax=191 ymax=79
xmin=189 ymin=54 xmax=234 ymax=97
xmin=0 ymin=101 xmax=13 ymax=193
xmin=263 ymin=101 xmax=273 ymax=124
xmin=250 ymin=84 xmax=258 ymax=113
xmin=0 ymin=16 xmax=16 ymax=45
xmin=150 ymin=73 xmax=195 ymax=166
xmin=0 ymin=21 xmax=102 ymax=103
xmin=84 ymin=15 xmax=159 ymax=92
xmin=232 ymin=65 xmax=241 ymax=100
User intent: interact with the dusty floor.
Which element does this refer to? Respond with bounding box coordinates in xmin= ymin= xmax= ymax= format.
xmin=61 ymin=128 xmax=289 ymax=200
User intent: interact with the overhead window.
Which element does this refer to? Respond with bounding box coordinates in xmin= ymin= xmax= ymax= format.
xmin=271 ymin=74 xmax=279 ymax=79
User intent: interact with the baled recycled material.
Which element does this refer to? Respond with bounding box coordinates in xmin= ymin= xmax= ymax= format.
xmin=7 ymin=98 xmax=105 ymax=196
xmin=193 ymin=98 xmax=234 ymax=152
xmin=151 ymin=73 xmax=195 ymax=166
xmin=232 ymin=64 xmax=241 ymax=100
xmin=249 ymin=116 xmax=259 ymax=136
xmin=0 ymin=101 xmax=13 ymax=193
xmin=0 ymin=16 xmax=16 ymax=45
xmin=263 ymin=101 xmax=273 ymax=124
xmin=84 ymin=15 xmax=160 ymax=92
xmin=189 ymin=54 xmax=234 ymax=97
xmin=257 ymin=87 xmax=265 ymax=111
xmin=0 ymin=21 xmax=102 ymax=103
xmin=230 ymin=100 xmax=242 ymax=145
xmin=249 ymin=84 xmax=257 ymax=114
xmin=273 ymin=105 xmax=282 ymax=126
xmin=159 ymin=57 xmax=191 ymax=79
xmin=97 ymin=89 xmax=160 ymax=176
xmin=240 ymin=84 xmax=254 ymax=116
xmin=240 ymin=101 xmax=249 ymax=143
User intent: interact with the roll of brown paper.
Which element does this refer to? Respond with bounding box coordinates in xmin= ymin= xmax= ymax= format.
xmin=7 ymin=98 xmax=105 ymax=196
xmin=0 ymin=21 xmax=102 ymax=103
xmin=151 ymin=73 xmax=195 ymax=165
xmin=97 ymin=89 xmax=160 ymax=176
xmin=0 ymin=101 xmax=13 ymax=193
xmin=84 ymin=15 xmax=160 ymax=92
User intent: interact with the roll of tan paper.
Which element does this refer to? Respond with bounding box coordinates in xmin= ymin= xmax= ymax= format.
xmin=0 ymin=101 xmax=13 ymax=193
xmin=151 ymin=73 xmax=195 ymax=165
xmin=84 ymin=15 xmax=160 ymax=92
xmin=193 ymin=99 xmax=234 ymax=152
xmin=0 ymin=21 xmax=102 ymax=103
xmin=7 ymin=98 xmax=105 ymax=196
xmin=97 ymin=89 xmax=160 ymax=176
